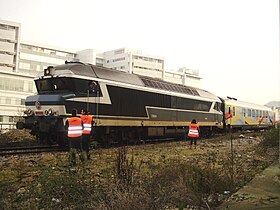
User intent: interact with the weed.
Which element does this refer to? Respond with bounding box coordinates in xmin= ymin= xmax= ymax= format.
xmin=261 ymin=127 xmax=279 ymax=147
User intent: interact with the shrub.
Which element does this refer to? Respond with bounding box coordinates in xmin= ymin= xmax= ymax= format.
xmin=261 ymin=127 xmax=279 ymax=147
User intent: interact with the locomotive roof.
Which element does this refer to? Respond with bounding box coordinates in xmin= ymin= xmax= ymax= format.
xmin=47 ymin=62 xmax=220 ymax=101
xmin=54 ymin=62 xmax=145 ymax=86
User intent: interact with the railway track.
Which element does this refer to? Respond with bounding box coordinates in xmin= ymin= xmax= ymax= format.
xmin=0 ymin=145 xmax=67 ymax=156
xmin=0 ymin=130 xmax=262 ymax=156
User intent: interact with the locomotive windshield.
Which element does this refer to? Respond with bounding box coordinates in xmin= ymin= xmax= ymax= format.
xmin=35 ymin=77 xmax=100 ymax=96
xmin=37 ymin=77 xmax=70 ymax=92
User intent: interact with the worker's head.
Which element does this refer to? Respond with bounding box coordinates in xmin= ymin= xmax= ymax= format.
xmin=81 ymin=109 xmax=88 ymax=115
xmin=191 ymin=119 xmax=197 ymax=124
xmin=71 ymin=108 xmax=78 ymax=117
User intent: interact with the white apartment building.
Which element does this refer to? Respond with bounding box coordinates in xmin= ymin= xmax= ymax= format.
xmin=0 ymin=19 xmax=25 ymax=126
xmin=164 ymin=67 xmax=201 ymax=88
xmin=99 ymin=48 xmax=201 ymax=87
xmin=102 ymin=48 xmax=165 ymax=78
xmin=19 ymin=41 xmax=76 ymax=76
xmin=75 ymin=49 xmax=104 ymax=66
xmin=0 ymin=19 xmax=77 ymax=126
xmin=0 ymin=19 xmax=20 ymax=72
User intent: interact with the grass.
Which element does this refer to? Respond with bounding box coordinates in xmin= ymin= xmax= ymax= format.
xmin=0 ymin=129 xmax=36 ymax=147
xmin=0 ymin=128 xmax=279 ymax=209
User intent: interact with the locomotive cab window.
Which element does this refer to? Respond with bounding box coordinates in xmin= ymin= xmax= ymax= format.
xmin=213 ymin=102 xmax=221 ymax=112
xmin=36 ymin=78 xmax=101 ymax=97
xmin=36 ymin=78 xmax=71 ymax=92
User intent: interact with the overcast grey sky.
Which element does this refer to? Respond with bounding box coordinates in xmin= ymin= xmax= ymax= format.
xmin=0 ymin=0 xmax=279 ymax=105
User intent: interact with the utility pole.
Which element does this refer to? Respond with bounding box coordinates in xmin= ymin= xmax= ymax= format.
xmin=229 ymin=110 xmax=234 ymax=187
xmin=87 ymin=90 xmax=89 ymax=111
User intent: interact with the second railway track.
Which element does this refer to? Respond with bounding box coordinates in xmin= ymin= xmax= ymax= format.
xmin=0 ymin=145 xmax=67 ymax=156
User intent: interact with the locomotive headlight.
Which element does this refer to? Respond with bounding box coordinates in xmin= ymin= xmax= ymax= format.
xmin=24 ymin=109 xmax=30 ymax=115
xmin=54 ymin=111 xmax=59 ymax=116
xmin=24 ymin=108 xmax=34 ymax=116
xmin=45 ymin=108 xmax=54 ymax=116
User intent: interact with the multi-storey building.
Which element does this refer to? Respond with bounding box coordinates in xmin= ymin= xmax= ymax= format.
xmin=75 ymin=49 xmax=104 ymax=66
xmin=0 ymin=19 xmax=24 ymax=127
xmin=0 ymin=19 xmax=20 ymax=72
xmin=0 ymin=19 xmax=77 ymax=127
xmin=19 ymin=41 xmax=76 ymax=76
xmin=165 ymin=67 xmax=201 ymax=88
xmin=92 ymin=48 xmax=201 ymax=87
xmin=102 ymin=48 xmax=165 ymax=78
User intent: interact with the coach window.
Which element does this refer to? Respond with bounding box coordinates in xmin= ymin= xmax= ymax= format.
xmin=256 ymin=110 xmax=259 ymax=118
xmin=233 ymin=107 xmax=235 ymax=116
xmin=260 ymin=110 xmax=263 ymax=117
xmin=265 ymin=111 xmax=268 ymax=118
xmin=252 ymin=110 xmax=255 ymax=117
xmin=242 ymin=108 xmax=246 ymax=117
xmin=248 ymin=109 xmax=251 ymax=117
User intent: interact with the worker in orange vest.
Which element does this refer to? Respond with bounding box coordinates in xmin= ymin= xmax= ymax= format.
xmin=81 ymin=109 xmax=94 ymax=160
xmin=65 ymin=108 xmax=84 ymax=167
xmin=188 ymin=119 xmax=200 ymax=148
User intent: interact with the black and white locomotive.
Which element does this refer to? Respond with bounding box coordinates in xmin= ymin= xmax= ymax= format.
xmin=17 ymin=61 xmax=223 ymax=146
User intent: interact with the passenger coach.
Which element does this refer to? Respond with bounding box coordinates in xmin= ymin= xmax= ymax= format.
xmin=220 ymin=97 xmax=274 ymax=130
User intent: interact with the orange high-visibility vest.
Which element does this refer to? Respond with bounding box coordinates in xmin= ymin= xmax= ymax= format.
xmin=67 ymin=117 xmax=83 ymax=138
xmin=188 ymin=123 xmax=199 ymax=138
xmin=81 ymin=115 xmax=93 ymax=135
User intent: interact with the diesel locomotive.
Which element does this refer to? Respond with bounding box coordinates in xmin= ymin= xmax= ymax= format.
xmin=17 ymin=61 xmax=224 ymax=146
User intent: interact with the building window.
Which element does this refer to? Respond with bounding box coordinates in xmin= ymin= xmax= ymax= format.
xmin=57 ymin=51 xmax=68 ymax=57
xmin=9 ymin=116 xmax=13 ymax=122
xmin=28 ymin=82 xmax=34 ymax=92
xmin=114 ymin=49 xmax=124 ymax=55
xmin=6 ymin=98 xmax=11 ymax=105
xmin=113 ymin=57 xmax=125 ymax=62
xmin=19 ymin=62 xmax=31 ymax=69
